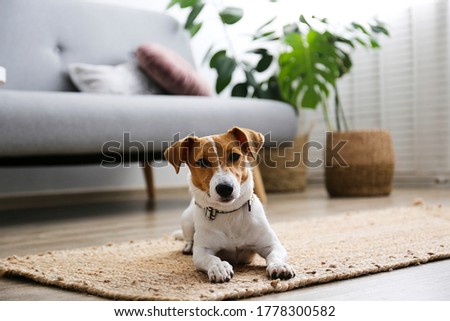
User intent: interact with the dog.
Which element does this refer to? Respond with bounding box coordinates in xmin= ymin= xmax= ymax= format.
xmin=164 ymin=127 xmax=295 ymax=283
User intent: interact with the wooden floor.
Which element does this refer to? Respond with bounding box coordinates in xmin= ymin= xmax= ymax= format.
xmin=1 ymin=185 xmax=449 ymax=301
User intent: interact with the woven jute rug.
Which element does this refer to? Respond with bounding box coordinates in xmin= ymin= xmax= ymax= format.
xmin=1 ymin=202 xmax=450 ymax=300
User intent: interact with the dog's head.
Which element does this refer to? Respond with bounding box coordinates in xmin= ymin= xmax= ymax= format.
xmin=164 ymin=127 xmax=264 ymax=204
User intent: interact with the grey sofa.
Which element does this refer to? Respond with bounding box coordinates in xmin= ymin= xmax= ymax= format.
xmin=0 ymin=0 xmax=297 ymax=198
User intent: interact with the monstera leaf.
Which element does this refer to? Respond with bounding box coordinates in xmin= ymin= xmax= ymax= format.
xmin=278 ymin=29 xmax=340 ymax=110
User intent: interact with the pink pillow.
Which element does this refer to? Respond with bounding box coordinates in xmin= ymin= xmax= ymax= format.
xmin=136 ymin=43 xmax=212 ymax=96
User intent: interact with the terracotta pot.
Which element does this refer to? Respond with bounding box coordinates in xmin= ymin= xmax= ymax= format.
xmin=325 ymin=130 xmax=395 ymax=197
xmin=259 ymin=135 xmax=308 ymax=193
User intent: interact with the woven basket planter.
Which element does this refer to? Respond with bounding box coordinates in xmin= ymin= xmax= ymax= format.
xmin=259 ymin=135 xmax=308 ymax=193
xmin=325 ymin=130 xmax=395 ymax=197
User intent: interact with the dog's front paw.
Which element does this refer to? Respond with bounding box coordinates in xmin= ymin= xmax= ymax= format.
xmin=267 ymin=263 xmax=296 ymax=280
xmin=182 ymin=241 xmax=193 ymax=255
xmin=208 ymin=261 xmax=234 ymax=283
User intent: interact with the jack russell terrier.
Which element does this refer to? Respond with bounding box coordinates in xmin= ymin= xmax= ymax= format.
xmin=164 ymin=127 xmax=295 ymax=283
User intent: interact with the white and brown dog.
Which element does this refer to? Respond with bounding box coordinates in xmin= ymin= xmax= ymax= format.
xmin=164 ymin=127 xmax=295 ymax=283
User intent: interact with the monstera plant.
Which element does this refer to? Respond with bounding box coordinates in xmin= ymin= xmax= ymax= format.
xmin=278 ymin=17 xmax=390 ymax=132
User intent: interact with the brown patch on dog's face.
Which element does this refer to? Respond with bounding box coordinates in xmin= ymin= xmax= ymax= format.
xmin=187 ymin=137 xmax=218 ymax=193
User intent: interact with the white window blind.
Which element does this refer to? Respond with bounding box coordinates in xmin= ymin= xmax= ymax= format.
xmin=307 ymin=0 xmax=450 ymax=185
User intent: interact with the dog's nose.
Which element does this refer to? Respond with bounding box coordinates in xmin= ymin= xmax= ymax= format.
xmin=215 ymin=183 xmax=234 ymax=198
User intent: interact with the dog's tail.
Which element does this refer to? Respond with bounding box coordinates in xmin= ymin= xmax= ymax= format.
xmin=171 ymin=229 xmax=184 ymax=241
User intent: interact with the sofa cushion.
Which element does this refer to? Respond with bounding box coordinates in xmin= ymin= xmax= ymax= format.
xmin=137 ymin=43 xmax=211 ymax=96
xmin=68 ymin=62 xmax=164 ymax=95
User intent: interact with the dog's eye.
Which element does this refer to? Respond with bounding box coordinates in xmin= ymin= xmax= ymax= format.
xmin=196 ymin=158 xmax=211 ymax=168
xmin=230 ymin=153 xmax=240 ymax=162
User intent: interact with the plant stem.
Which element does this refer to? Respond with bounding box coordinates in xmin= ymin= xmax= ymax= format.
xmin=322 ymin=98 xmax=334 ymax=132
xmin=334 ymin=85 xmax=341 ymax=132
xmin=339 ymin=99 xmax=349 ymax=131
xmin=333 ymin=84 xmax=349 ymax=131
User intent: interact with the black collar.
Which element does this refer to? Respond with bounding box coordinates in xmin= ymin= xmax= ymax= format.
xmin=195 ymin=194 xmax=255 ymax=220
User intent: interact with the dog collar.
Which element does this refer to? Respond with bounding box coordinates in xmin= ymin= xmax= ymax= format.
xmin=196 ymin=194 xmax=255 ymax=221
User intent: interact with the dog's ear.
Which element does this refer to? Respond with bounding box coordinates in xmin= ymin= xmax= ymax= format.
xmin=164 ymin=136 xmax=199 ymax=174
xmin=228 ymin=127 xmax=264 ymax=160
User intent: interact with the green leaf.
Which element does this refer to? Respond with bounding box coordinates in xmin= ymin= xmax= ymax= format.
xmin=314 ymin=17 xmax=328 ymax=24
xmin=354 ymin=37 xmax=369 ymax=47
xmin=335 ymin=49 xmax=352 ymax=77
xmin=334 ymin=36 xmax=354 ymax=48
xmin=256 ymin=17 xmax=276 ymax=32
xmin=180 ymin=0 xmax=198 ymax=9
xmin=256 ymin=54 xmax=273 ymax=72
xmin=247 ymin=48 xmax=268 ymax=55
xmin=370 ymin=38 xmax=380 ymax=48
xmin=299 ymin=15 xmax=311 ymax=28
xmin=213 ymin=54 xmax=237 ymax=93
xmin=209 ymin=50 xmax=226 ymax=68
xmin=301 ymin=87 xmax=320 ymax=108
xmin=278 ymin=29 xmax=338 ymax=110
xmin=351 ymin=22 xmax=370 ymax=35
xmin=267 ymin=76 xmax=282 ymax=100
xmin=316 ymin=81 xmax=330 ymax=97
xmin=188 ymin=22 xmax=202 ymax=37
xmin=370 ymin=24 xmax=390 ymax=36
xmin=342 ymin=54 xmax=352 ymax=70
xmin=231 ymin=83 xmax=248 ymax=97
xmin=216 ymin=75 xmax=231 ymax=93
xmin=284 ymin=32 xmax=300 ymax=48
xmin=266 ymin=35 xmax=280 ymax=41
xmin=219 ymin=7 xmax=243 ymax=25
xmin=252 ymin=30 xmax=277 ymax=41
xmin=317 ymin=69 xmax=336 ymax=84
xmin=185 ymin=3 xmax=204 ymax=30
xmin=276 ymin=17 xmax=388 ymax=112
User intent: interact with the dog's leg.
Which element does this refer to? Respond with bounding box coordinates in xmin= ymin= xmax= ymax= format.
xmin=193 ymin=247 xmax=234 ymax=283
xmin=258 ymin=243 xmax=295 ymax=280
xmin=181 ymin=207 xmax=195 ymax=255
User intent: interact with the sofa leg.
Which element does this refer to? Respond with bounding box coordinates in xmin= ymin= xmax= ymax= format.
xmin=142 ymin=162 xmax=155 ymax=201
xmin=252 ymin=165 xmax=267 ymax=204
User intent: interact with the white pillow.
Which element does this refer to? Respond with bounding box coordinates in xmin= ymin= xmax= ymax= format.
xmin=68 ymin=62 xmax=163 ymax=95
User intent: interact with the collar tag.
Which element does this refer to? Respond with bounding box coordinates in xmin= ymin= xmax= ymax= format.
xmin=204 ymin=207 xmax=217 ymax=220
